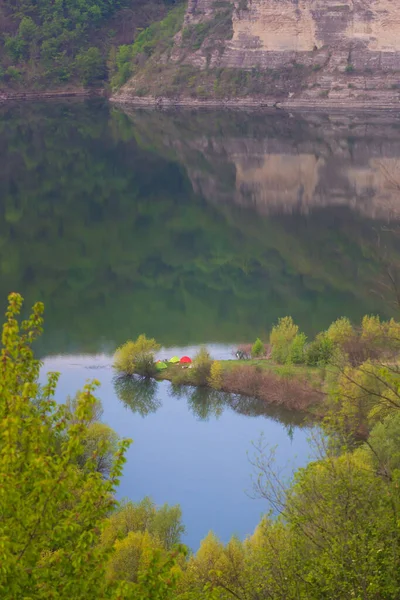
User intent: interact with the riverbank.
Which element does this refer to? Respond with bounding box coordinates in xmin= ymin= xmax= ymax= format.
xmin=0 ymin=88 xmax=106 ymax=102
xmin=0 ymin=85 xmax=398 ymax=111
xmin=147 ymin=358 xmax=327 ymax=416
xmin=110 ymin=94 xmax=400 ymax=111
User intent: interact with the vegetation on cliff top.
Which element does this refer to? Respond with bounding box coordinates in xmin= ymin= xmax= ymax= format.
xmin=0 ymin=0 xmax=182 ymax=89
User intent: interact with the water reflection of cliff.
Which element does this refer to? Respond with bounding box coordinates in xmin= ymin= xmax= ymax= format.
xmin=123 ymin=109 xmax=400 ymax=219
xmin=2 ymin=102 xmax=400 ymax=355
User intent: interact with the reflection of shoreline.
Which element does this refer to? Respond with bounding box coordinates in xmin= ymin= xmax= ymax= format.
xmin=123 ymin=109 xmax=400 ymax=220
xmin=114 ymin=374 xmax=311 ymax=428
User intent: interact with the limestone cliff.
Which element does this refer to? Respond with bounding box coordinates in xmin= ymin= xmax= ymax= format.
xmin=113 ymin=0 xmax=400 ymax=108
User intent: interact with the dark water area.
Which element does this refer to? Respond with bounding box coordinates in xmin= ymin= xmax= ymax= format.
xmin=1 ymin=101 xmax=400 ymax=354
xmin=3 ymin=100 xmax=400 ymax=547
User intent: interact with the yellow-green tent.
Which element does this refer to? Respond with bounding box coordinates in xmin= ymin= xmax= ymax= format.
xmin=169 ymin=356 xmax=180 ymax=363
xmin=156 ymin=361 xmax=168 ymax=370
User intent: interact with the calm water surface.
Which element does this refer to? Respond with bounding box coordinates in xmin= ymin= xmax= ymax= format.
xmin=3 ymin=101 xmax=400 ymax=548
xmin=41 ymin=352 xmax=311 ymax=549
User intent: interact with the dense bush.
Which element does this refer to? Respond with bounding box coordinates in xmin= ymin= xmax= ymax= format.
xmin=113 ymin=335 xmax=160 ymax=377
xmin=305 ymin=333 xmax=334 ymax=366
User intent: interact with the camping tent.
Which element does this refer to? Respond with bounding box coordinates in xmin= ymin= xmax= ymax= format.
xmin=156 ymin=361 xmax=168 ymax=370
xmin=169 ymin=356 xmax=180 ymax=363
xmin=180 ymin=356 xmax=192 ymax=364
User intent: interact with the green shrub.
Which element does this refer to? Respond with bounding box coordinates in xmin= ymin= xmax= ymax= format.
xmin=113 ymin=335 xmax=160 ymax=377
xmin=192 ymin=347 xmax=212 ymax=385
xmin=305 ymin=334 xmax=334 ymax=366
xmin=208 ymin=360 xmax=223 ymax=389
xmin=5 ymin=66 xmax=22 ymax=81
xmin=289 ymin=333 xmax=307 ymax=364
xmin=251 ymin=337 xmax=264 ymax=358
xmin=270 ymin=316 xmax=299 ymax=364
xmin=112 ymin=3 xmax=185 ymax=88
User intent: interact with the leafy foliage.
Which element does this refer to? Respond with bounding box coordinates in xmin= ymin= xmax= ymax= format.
xmin=326 ymin=316 xmax=354 ymax=346
xmin=304 ymin=333 xmax=334 ymax=366
xmin=0 ymin=0 xmax=179 ymax=87
xmin=192 ymin=347 xmax=213 ymax=385
xmin=103 ymin=497 xmax=185 ymax=551
xmin=251 ymin=337 xmax=264 ymax=358
xmin=208 ymin=360 xmax=223 ymax=389
xmin=114 ymin=335 xmax=160 ymax=377
xmin=288 ymin=332 xmax=307 ymax=364
xmin=269 ymin=316 xmax=299 ymax=364
xmin=111 ymin=4 xmax=185 ymax=87
xmin=102 ymin=498 xmax=185 ymax=587
xmin=0 ymin=293 xmax=132 ymax=598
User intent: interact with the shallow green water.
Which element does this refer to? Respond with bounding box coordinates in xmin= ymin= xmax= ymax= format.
xmin=3 ymin=101 xmax=400 ymax=547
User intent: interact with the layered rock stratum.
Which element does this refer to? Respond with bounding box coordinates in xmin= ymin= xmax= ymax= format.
xmin=113 ymin=0 xmax=400 ymax=108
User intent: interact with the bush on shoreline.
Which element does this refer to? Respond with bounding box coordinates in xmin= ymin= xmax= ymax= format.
xmin=114 ymin=334 xmax=160 ymax=377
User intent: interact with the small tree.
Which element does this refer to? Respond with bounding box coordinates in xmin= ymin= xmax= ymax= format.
xmin=270 ymin=317 xmax=299 ymax=364
xmin=18 ymin=16 xmax=37 ymax=41
xmin=192 ymin=347 xmax=212 ymax=385
xmin=251 ymin=338 xmax=264 ymax=358
xmin=288 ymin=333 xmax=307 ymax=364
xmin=208 ymin=360 xmax=223 ymax=389
xmin=114 ymin=335 xmax=160 ymax=377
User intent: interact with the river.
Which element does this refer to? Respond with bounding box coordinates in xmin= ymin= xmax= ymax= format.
xmin=1 ymin=100 xmax=400 ymax=548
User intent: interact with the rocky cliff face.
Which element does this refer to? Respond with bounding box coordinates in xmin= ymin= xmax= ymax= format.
xmin=183 ymin=0 xmax=400 ymax=66
xmin=113 ymin=0 xmax=400 ymax=107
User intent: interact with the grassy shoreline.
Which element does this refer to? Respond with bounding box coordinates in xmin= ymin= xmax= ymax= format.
xmin=145 ymin=358 xmax=327 ymax=416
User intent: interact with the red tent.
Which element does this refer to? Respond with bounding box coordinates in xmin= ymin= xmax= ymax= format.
xmin=180 ymin=356 xmax=192 ymax=364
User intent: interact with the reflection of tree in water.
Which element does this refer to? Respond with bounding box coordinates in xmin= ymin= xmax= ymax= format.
xmin=169 ymin=383 xmax=309 ymax=427
xmin=115 ymin=375 xmax=311 ymax=431
xmin=169 ymin=384 xmax=228 ymax=421
xmin=113 ymin=376 xmax=161 ymax=416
